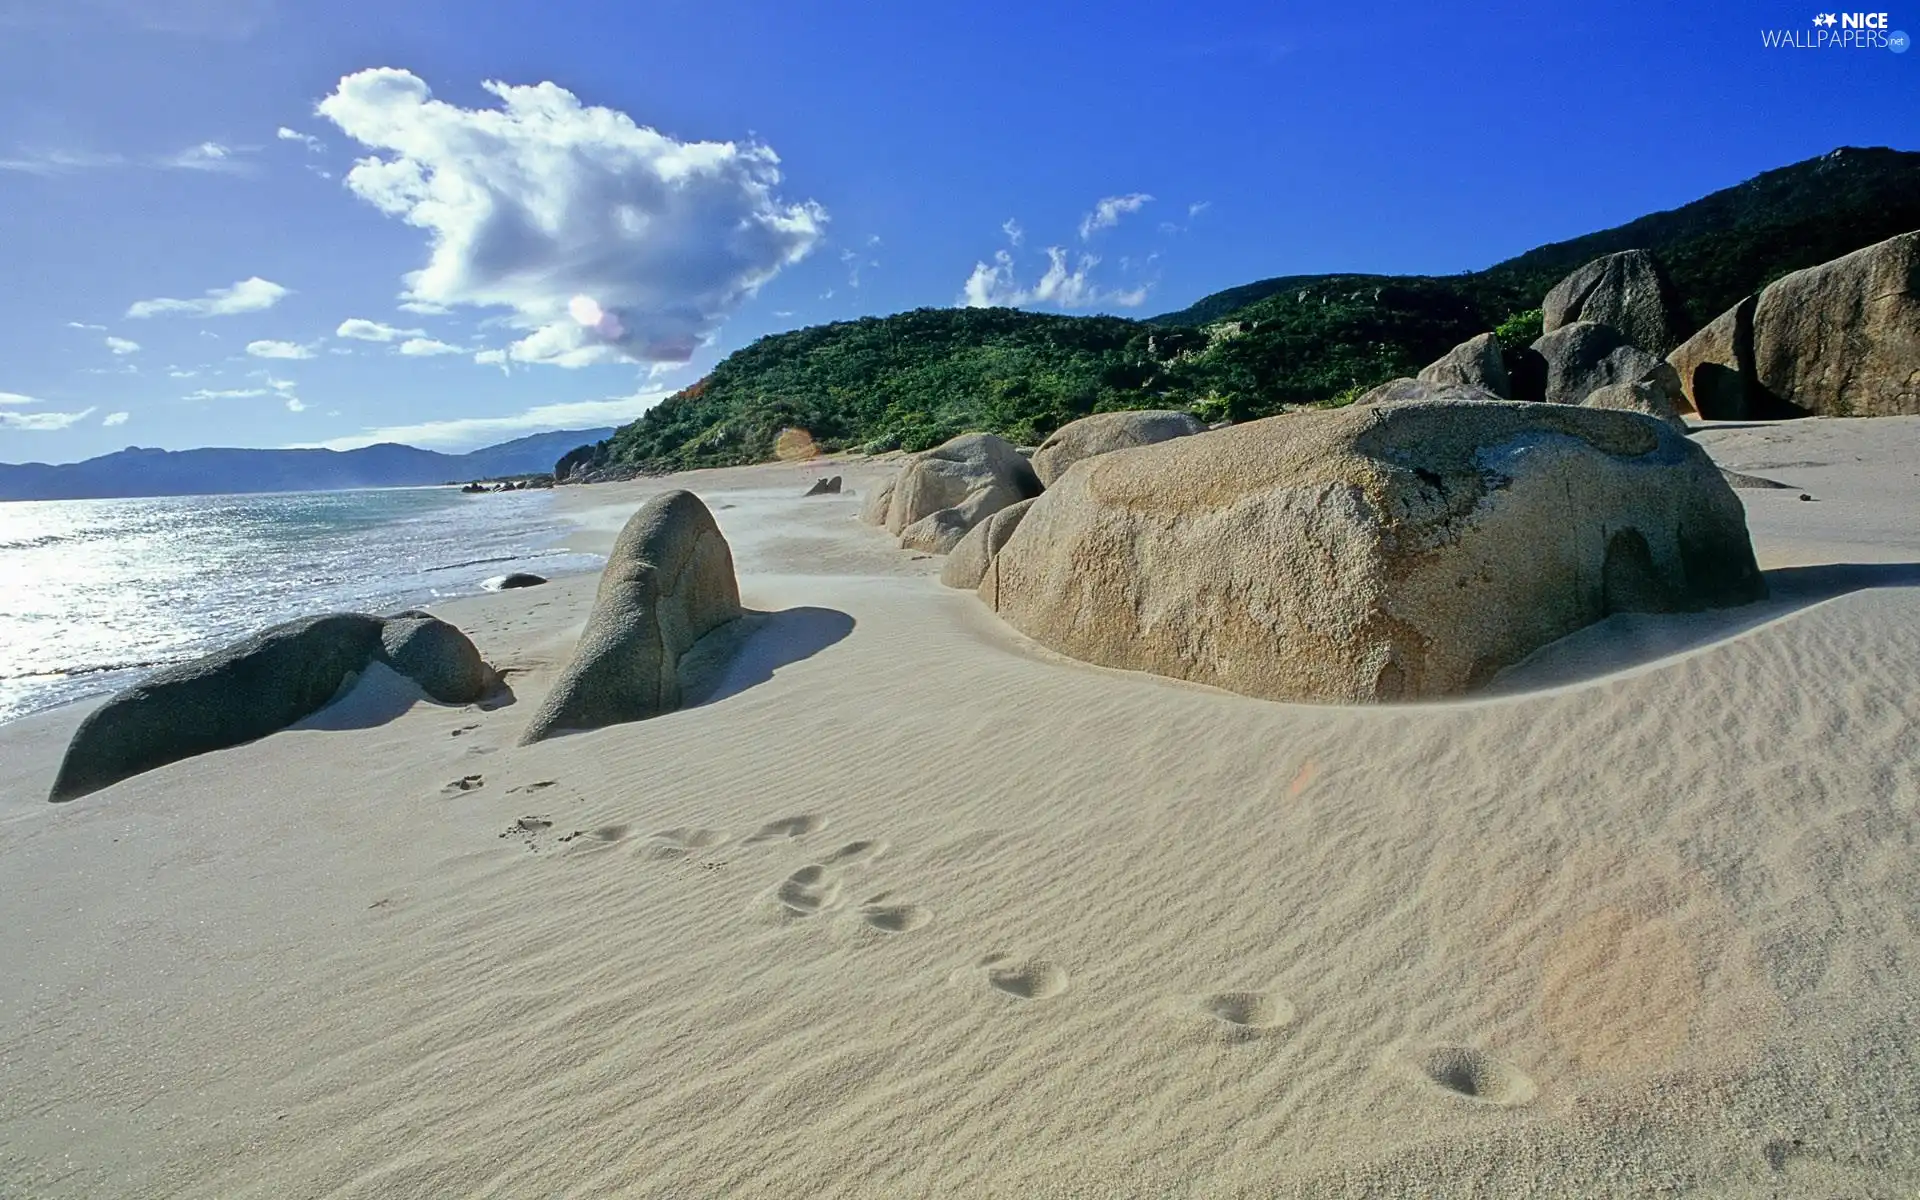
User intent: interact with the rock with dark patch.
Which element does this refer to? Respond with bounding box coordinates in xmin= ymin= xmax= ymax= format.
xmin=1666 ymin=299 xmax=1754 ymax=419
xmin=1355 ymin=378 xmax=1507 ymax=407
xmin=520 ymin=490 xmax=742 ymax=744
xmin=803 ymin=476 xmax=843 ymax=496
xmin=1415 ymin=332 xmax=1511 ymax=398
xmin=48 ymin=612 xmax=495 ymax=802
xmin=980 ymin=402 xmax=1763 ymax=705
xmin=940 ymin=497 xmax=1036 ymax=591
xmin=1542 ymin=249 xmax=1688 ymax=357
xmin=861 ymin=433 xmax=1042 ymax=555
xmin=1030 ymin=411 xmax=1207 ymax=488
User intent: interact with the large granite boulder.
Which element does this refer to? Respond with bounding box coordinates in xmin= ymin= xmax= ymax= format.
xmin=980 ymin=402 xmax=1763 ymax=704
xmin=520 ymin=490 xmax=741 ymax=744
xmin=1750 ymin=230 xmax=1920 ymax=417
xmin=1030 ymin=411 xmax=1207 ymax=488
xmin=861 ymin=433 xmax=1042 ymax=555
xmin=1542 ymin=249 xmax=1687 ymax=357
xmin=49 ymin=612 xmax=495 ymax=802
xmin=940 ymin=497 xmax=1037 ymax=591
xmin=1415 ymin=332 xmax=1511 ymax=397
xmin=1355 ymin=378 xmax=1507 ymax=407
xmin=1667 ymin=232 xmax=1920 ymax=420
xmin=1532 ymin=321 xmax=1688 ymax=414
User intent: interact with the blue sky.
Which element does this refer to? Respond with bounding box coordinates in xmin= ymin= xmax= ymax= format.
xmin=0 ymin=0 xmax=1911 ymax=464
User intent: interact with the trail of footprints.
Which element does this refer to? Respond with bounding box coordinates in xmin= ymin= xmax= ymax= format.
xmin=487 ymin=799 xmax=1539 ymax=1108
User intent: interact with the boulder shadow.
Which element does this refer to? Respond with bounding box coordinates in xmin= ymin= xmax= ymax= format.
xmin=678 ymin=607 xmax=856 ymax=710
xmin=1485 ymin=561 xmax=1920 ymax=695
xmin=293 ymin=664 xmax=518 ymax=731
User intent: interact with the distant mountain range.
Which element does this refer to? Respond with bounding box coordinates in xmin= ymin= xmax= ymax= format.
xmin=567 ymin=145 xmax=1920 ymax=471
xmin=0 ymin=428 xmax=617 ymax=502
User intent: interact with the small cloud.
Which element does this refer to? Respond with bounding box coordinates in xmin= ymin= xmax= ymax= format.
xmin=0 ymin=391 xmax=40 ymax=405
xmin=244 ymin=340 xmax=316 ymax=360
xmin=262 ymin=376 xmax=298 ymax=393
xmin=185 ymin=387 xmax=270 ymax=399
xmin=0 ymin=149 xmax=126 ymax=175
xmin=1078 ymin=193 xmax=1154 ymax=241
xmin=129 ymin=276 xmax=289 ymax=319
xmin=473 ymin=348 xmax=509 ymax=373
xmin=398 ymin=336 xmax=462 ymax=356
xmin=103 ymin=411 xmax=130 ymax=426
xmin=336 ymin=317 xmax=422 ymax=342
xmin=160 ymin=141 xmax=252 ymax=173
xmin=960 ymin=246 xmax=1149 ymax=311
xmin=1002 ymin=218 xmax=1024 ymax=247
xmin=66 ymin=321 xmax=107 ymax=331
xmin=276 ymin=127 xmax=325 ymax=152
xmin=397 ymin=300 xmax=451 ymax=315
xmin=285 ymin=397 xmax=307 ymax=412
xmin=0 ymin=406 xmax=95 ymax=431
xmin=772 ymin=309 xmax=794 ymax=318
xmin=167 ymin=367 xmax=199 ymax=378
xmin=105 ymin=336 xmax=140 ymax=355
xmin=1188 ymin=200 xmax=1211 ymax=218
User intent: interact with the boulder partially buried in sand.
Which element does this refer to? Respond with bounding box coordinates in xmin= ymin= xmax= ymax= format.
xmin=940 ymin=497 xmax=1036 ymax=591
xmin=519 ymin=489 xmax=742 ymax=744
xmin=804 ymin=476 xmax=843 ymax=496
xmin=861 ymin=433 xmax=1042 ymax=555
xmin=1747 ymin=230 xmax=1920 ymax=417
xmin=1030 ymin=410 xmax=1206 ymax=488
xmin=48 ymin=611 xmax=496 ymax=802
xmin=980 ymin=401 xmax=1764 ymax=704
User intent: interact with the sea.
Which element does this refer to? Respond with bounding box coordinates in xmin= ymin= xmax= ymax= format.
xmin=0 ymin=487 xmax=603 ymax=726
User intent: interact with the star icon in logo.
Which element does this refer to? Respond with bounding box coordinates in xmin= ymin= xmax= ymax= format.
xmin=1813 ymin=12 xmax=1838 ymax=25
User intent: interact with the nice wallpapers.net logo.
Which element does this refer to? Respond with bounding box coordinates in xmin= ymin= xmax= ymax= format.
xmin=1762 ymin=11 xmax=1911 ymax=49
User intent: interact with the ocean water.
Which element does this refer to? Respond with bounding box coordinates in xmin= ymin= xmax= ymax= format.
xmin=0 ymin=487 xmax=602 ymax=726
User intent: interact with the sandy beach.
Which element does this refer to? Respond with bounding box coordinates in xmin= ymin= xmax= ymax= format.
xmin=2 ymin=418 xmax=1917 ymax=1197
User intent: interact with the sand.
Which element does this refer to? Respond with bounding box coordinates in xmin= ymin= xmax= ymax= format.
xmin=1 ymin=420 xmax=1916 ymax=1197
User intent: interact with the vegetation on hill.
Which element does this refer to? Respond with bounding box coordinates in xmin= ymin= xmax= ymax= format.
xmin=573 ymin=147 xmax=1920 ymax=474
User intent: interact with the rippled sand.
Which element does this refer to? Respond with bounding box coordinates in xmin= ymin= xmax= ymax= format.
xmin=2 ymin=418 xmax=1916 ymax=1197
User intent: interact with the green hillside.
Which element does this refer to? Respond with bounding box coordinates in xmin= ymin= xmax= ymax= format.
xmin=579 ymin=146 xmax=1920 ymax=474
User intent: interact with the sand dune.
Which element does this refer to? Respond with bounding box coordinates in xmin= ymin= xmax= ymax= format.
xmin=2 ymin=421 xmax=1917 ymax=1197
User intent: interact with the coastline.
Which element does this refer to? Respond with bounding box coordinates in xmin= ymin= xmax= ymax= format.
xmin=2 ymin=424 xmax=1917 ymax=1197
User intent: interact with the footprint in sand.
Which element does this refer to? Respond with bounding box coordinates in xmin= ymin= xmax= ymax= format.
xmin=1197 ymin=991 xmax=1296 ymax=1035
xmin=443 ymin=774 xmax=484 ymax=794
xmin=1414 ymin=1046 xmax=1537 ymax=1107
xmin=823 ymin=839 xmax=887 ymax=866
xmin=857 ymin=894 xmax=931 ymax=933
xmin=507 ymin=780 xmax=557 ymax=795
xmin=981 ymin=955 xmax=1068 ymax=1000
xmin=745 ymin=814 xmax=826 ymax=844
xmin=640 ymin=827 xmax=730 ymax=860
xmin=560 ymin=824 xmax=632 ymax=848
xmin=776 ymin=865 xmax=843 ymax=915
xmin=450 ymin=724 xmax=480 ymax=738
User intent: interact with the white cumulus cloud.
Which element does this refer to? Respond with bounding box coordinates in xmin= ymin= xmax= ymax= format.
xmin=398 ymin=337 xmax=462 ymax=356
xmin=960 ymin=247 xmax=1149 ymax=310
xmin=1 ymin=407 xmax=96 ymax=431
xmin=105 ymin=336 xmax=140 ymax=355
xmin=128 ymin=276 xmax=289 ymax=319
xmin=1078 ymin=193 xmax=1154 ymax=241
xmin=285 ymin=397 xmax=307 ymax=412
xmin=103 ymin=411 xmax=130 ymax=426
xmin=245 ymin=340 xmax=315 ymax=360
xmin=316 ymin=67 xmax=827 ymax=368
xmin=335 ymin=317 xmax=422 ymax=342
